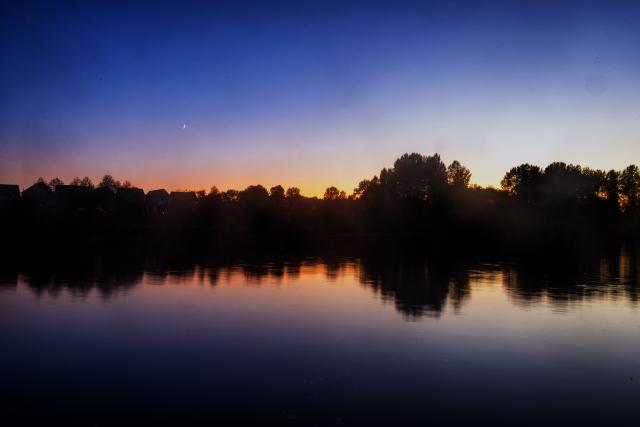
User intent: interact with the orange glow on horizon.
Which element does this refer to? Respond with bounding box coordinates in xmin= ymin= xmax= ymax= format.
xmin=4 ymin=168 xmax=495 ymax=197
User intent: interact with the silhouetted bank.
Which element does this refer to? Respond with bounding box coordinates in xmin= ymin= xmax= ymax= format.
xmin=2 ymin=153 xmax=640 ymax=247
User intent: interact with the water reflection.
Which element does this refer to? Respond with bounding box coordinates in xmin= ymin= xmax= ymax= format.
xmin=502 ymin=248 xmax=640 ymax=312
xmin=359 ymin=253 xmax=472 ymax=319
xmin=1 ymin=243 xmax=638 ymax=318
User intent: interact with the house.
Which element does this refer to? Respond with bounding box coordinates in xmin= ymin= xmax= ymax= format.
xmin=22 ymin=182 xmax=54 ymax=208
xmin=146 ymin=189 xmax=169 ymax=215
xmin=115 ymin=187 xmax=146 ymax=224
xmin=168 ymin=191 xmax=197 ymax=219
xmin=0 ymin=184 xmax=20 ymax=222
xmin=21 ymin=181 xmax=55 ymax=222
xmin=0 ymin=184 xmax=20 ymax=204
xmin=169 ymin=191 xmax=197 ymax=208
xmin=55 ymin=185 xmax=91 ymax=213
xmin=116 ymin=187 xmax=146 ymax=205
xmin=91 ymin=186 xmax=116 ymax=214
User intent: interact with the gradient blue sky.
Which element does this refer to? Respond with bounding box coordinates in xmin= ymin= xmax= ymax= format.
xmin=1 ymin=1 xmax=640 ymax=194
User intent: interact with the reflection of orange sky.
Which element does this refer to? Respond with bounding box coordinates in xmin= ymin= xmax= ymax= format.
xmin=15 ymin=255 xmax=640 ymax=322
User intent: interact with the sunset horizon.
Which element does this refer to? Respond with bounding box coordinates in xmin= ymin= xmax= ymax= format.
xmin=2 ymin=1 xmax=640 ymax=425
xmin=3 ymin=1 xmax=640 ymax=196
xmin=5 ymin=149 xmax=639 ymax=198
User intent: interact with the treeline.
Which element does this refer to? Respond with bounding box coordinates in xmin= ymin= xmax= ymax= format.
xmin=1 ymin=152 xmax=639 ymax=243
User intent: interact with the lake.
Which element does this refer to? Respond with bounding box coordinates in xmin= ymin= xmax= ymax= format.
xmin=0 ymin=243 xmax=638 ymax=425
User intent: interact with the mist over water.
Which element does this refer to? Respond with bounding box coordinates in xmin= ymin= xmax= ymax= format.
xmin=1 ymin=244 xmax=638 ymax=425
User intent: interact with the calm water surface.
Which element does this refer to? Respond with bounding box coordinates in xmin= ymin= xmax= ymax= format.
xmin=0 ymin=247 xmax=639 ymax=425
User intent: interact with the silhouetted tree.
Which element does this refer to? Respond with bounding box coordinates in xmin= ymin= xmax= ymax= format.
xmin=423 ymin=154 xmax=448 ymax=198
xmin=99 ymin=175 xmax=119 ymax=191
xmin=286 ymin=187 xmax=301 ymax=198
xmin=80 ymin=177 xmax=94 ymax=189
xmin=48 ymin=177 xmax=64 ymax=188
xmin=501 ymin=164 xmax=542 ymax=203
xmin=352 ymin=179 xmax=371 ymax=199
xmin=390 ymin=153 xmax=425 ymax=199
xmin=70 ymin=177 xmax=82 ymax=186
xmin=240 ymin=185 xmax=269 ymax=204
xmin=620 ymin=165 xmax=640 ymax=214
xmin=578 ymin=168 xmax=606 ymax=206
xmin=541 ymin=162 xmax=584 ymax=203
xmin=605 ymin=170 xmax=620 ymax=210
xmin=270 ymin=185 xmax=285 ymax=199
xmin=390 ymin=153 xmax=447 ymax=200
xmin=323 ymin=186 xmax=346 ymax=201
xmin=378 ymin=168 xmax=390 ymax=186
xmin=447 ymin=160 xmax=471 ymax=188
xmin=221 ymin=189 xmax=240 ymax=202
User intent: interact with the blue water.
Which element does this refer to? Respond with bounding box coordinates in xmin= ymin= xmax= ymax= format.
xmin=0 ymin=249 xmax=638 ymax=425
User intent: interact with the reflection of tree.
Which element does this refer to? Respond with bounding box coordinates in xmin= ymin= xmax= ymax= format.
xmin=503 ymin=249 xmax=639 ymax=310
xmin=285 ymin=260 xmax=301 ymax=280
xmin=5 ymin=242 xmax=639 ymax=315
xmin=18 ymin=254 xmax=144 ymax=300
xmin=324 ymin=257 xmax=346 ymax=282
xmin=0 ymin=271 xmax=18 ymax=290
xmin=358 ymin=253 xmax=470 ymax=319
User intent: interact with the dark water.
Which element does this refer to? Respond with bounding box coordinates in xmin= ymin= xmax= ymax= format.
xmin=0 ymin=244 xmax=639 ymax=425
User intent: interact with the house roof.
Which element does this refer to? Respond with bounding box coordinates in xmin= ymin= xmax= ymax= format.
xmin=92 ymin=186 xmax=116 ymax=198
xmin=169 ymin=191 xmax=197 ymax=204
xmin=146 ymin=189 xmax=169 ymax=200
xmin=22 ymin=182 xmax=53 ymax=197
xmin=0 ymin=184 xmax=20 ymax=201
xmin=116 ymin=187 xmax=145 ymax=203
xmin=55 ymin=185 xmax=91 ymax=196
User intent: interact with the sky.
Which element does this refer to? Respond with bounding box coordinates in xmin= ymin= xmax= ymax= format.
xmin=1 ymin=0 xmax=640 ymax=195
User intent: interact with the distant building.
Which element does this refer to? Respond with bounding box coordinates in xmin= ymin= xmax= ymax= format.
xmin=21 ymin=181 xmax=55 ymax=223
xmin=115 ymin=187 xmax=146 ymax=224
xmin=91 ymin=186 xmax=116 ymax=214
xmin=168 ymin=191 xmax=197 ymax=219
xmin=169 ymin=191 xmax=197 ymax=207
xmin=55 ymin=185 xmax=91 ymax=213
xmin=0 ymin=184 xmax=20 ymax=223
xmin=146 ymin=189 xmax=169 ymax=216
xmin=0 ymin=184 xmax=20 ymax=203
xmin=116 ymin=187 xmax=146 ymax=205
xmin=22 ymin=182 xmax=54 ymax=208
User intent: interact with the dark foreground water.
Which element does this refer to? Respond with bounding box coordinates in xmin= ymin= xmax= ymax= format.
xmin=0 ymin=243 xmax=639 ymax=425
